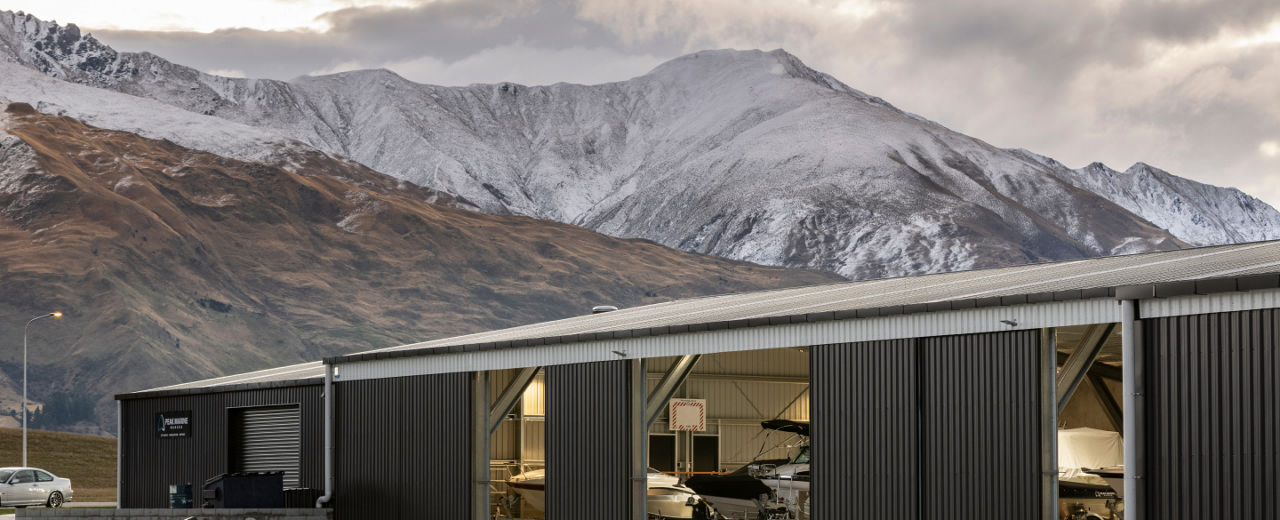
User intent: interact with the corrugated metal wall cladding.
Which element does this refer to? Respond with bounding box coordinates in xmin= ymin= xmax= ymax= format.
xmin=333 ymin=373 xmax=469 ymax=520
xmin=813 ymin=331 xmax=1042 ymax=518
xmin=359 ymin=242 xmax=1277 ymax=358
xmin=1144 ymin=309 xmax=1279 ymax=519
xmin=342 ymin=299 xmax=1118 ymax=379
xmin=119 ymin=385 xmax=323 ymax=508
xmin=812 ymin=339 xmax=918 ymax=519
xmin=920 ymin=331 xmax=1041 ymax=519
xmin=546 ymin=361 xmax=633 ymax=518
xmin=1141 ymin=287 xmax=1280 ymax=319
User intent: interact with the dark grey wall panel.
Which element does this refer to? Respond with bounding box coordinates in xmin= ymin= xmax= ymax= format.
xmin=546 ymin=360 xmax=633 ymax=518
xmin=333 ymin=373 xmax=470 ymax=520
xmin=811 ymin=339 xmax=917 ymax=519
xmin=920 ymin=330 xmax=1041 ymax=519
xmin=118 ymin=383 xmax=323 ymax=508
xmin=1144 ymin=309 xmax=1279 ymax=519
xmin=811 ymin=331 xmax=1041 ymax=519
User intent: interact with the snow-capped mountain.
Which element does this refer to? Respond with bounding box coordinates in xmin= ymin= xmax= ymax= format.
xmin=3 ymin=10 xmax=1277 ymax=279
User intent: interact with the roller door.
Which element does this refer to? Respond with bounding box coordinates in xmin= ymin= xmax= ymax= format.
xmin=233 ymin=406 xmax=301 ymax=487
xmin=1144 ymin=309 xmax=1279 ymax=518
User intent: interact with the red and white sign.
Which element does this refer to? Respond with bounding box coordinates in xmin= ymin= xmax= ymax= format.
xmin=668 ymin=398 xmax=707 ymax=431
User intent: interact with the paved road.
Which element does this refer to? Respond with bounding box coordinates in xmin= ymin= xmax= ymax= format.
xmin=0 ymin=502 xmax=115 ymax=519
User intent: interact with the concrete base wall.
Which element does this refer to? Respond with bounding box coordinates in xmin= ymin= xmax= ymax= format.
xmin=17 ymin=509 xmax=331 ymax=520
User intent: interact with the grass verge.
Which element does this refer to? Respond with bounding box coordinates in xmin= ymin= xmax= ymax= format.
xmin=0 ymin=427 xmax=115 ymax=501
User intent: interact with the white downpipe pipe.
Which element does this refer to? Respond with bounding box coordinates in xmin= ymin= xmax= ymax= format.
xmin=315 ymin=363 xmax=334 ymax=508
xmin=116 ymin=400 xmax=122 ymax=507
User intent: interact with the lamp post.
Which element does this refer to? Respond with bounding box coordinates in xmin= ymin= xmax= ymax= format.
xmin=22 ymin=311 xmax=61 ymax=467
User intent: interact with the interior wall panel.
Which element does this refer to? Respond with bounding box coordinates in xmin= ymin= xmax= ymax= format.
xmin=1144 ymin=309 xmax=1279 ymax=519
xmin=546 ymin=360 xmax=633 ymax=519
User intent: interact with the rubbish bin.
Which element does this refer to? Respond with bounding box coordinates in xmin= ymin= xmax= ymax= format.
xmin=284 ymin=488 xmax=321 ymax=508
xmin=201 ymin=472 xmax=284 ymax=508
xmin=168 ymin=483 xmax=193 ymax=508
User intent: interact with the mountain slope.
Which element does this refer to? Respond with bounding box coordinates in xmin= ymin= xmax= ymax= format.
xmin=0 ymin=102 xmax=839 ymax=433
xmin=2 ymin=10 xmax=1277 ymax=280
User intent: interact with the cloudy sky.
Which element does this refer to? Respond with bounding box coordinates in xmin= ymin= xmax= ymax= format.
xmin=12 ymin=0 xmax=1280 ymax=207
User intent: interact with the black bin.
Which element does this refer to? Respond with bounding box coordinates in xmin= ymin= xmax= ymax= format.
xmin=168 ymin=483 xmax=193 ymax=508
xmin=202 ymin=472 xmax=284 ymax=508
xmin=283 ymin=488 xmax=321 ymax=508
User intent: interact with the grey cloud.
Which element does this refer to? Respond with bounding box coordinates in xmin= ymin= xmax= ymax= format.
xmin=93 ymin=0 xmax=687 ymax=81
xmin=77 ymin=0 xmax=1280 ymax=206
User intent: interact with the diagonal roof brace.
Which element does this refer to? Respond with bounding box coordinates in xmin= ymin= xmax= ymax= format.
xmin=1056 ymin=323 xmax=1117 ymax=415
xmin=646 ymin=355 xmax=702 ymax=428
xmin=488 ymin=366 xmax=540 ymax=436
xmin=1088 ymin=373 xmax=1124 ymax=433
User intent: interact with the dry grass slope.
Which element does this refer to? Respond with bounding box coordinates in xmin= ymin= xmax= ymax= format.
xmin=0 ymin=103 xmax=843 ymax=433
xmin=0 ymin=427 xmax=115 ymax=501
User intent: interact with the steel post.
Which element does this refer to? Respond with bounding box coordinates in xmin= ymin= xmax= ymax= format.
xmin=1121 ymin=300 xmax=1142 ymax=518
xmin=470 ymin=371 xmax=490 ymax=520
xmin=1040 ymin=327 xmax=1058 ymax=520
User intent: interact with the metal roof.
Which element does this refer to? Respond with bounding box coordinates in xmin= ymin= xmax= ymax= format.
xmin=120 ymin=240 xmax=1280 ymax=398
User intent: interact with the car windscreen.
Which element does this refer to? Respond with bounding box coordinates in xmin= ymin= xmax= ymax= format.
xmin=0 ymin=470 xmax=12 ymax=482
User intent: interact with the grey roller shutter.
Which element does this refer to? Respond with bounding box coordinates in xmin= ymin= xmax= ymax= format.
xmin=236 ymin=406 xmax=301 ymax=487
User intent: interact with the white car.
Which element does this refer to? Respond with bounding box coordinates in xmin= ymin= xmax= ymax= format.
xmin=0 ymin=467 xmax=73 ymax=508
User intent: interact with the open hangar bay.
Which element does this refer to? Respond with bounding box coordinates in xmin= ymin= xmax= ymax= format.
xmin=116 ymin=240 xmax=1280 ymax=519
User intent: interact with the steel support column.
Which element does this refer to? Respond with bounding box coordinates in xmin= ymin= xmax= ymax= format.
xmin=489 ymin=367 xmax=540 ymax=436
xmin=645 ymin=354 xmax=701 ymax=428
xmin=630 ymin=359 xmax=647 ymax=520
xmin=469 ymin=371 xmax=490 ymax=520
xmin=1040 ymin=328 xmax=1058 ymax=520
xmin=1056 ymin=323 xmax=1117 ymax=414
xmin=1121 ymin=300 xmax=1142 ymax=518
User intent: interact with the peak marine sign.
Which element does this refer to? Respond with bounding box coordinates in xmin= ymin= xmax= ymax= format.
xmin=155 ymin=411 xmax=192 ymax=438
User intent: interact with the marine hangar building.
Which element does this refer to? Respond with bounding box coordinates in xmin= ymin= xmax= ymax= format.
xmin=116 ymin=240 xmax=1280 ymax=520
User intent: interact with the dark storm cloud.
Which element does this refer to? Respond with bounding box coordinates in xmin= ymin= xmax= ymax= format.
xmin=895 ymin=0 xmax=1280 ymax=78
xmin=76 ymin=0 xmax=1280 ymax=204
xmin=91 ymin=0 xmax=685 ymax=81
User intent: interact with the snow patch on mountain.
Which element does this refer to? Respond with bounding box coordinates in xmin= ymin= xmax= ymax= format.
xmin=0 ymin=61 xmax=295 ymax=162
xmin=2 ymin=10 xmax=1277 ymax=279
xmin=1012 ymin=150 xmax=1280 ymax=246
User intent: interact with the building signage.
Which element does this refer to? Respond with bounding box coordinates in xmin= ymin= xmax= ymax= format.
xmin=669 ymin=398 xmax=707 ymax=431
xmin=155 ymin=410 xmax=192 ymax=438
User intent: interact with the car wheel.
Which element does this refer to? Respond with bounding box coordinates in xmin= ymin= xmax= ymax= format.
xmin=47 ymin=491 xmax=63 ymax=508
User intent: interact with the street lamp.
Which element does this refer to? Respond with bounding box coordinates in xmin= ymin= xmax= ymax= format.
xmin=23 ymin=311 xmax=61 ymax=467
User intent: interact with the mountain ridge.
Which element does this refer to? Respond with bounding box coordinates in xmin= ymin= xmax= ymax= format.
xmin=1 ymin=102 xmax=838 ymax=432
xmin=3 ymin=11 xmax=1274 ymax=280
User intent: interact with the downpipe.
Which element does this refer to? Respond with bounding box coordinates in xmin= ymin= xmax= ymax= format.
xmin=315 ymin=363 xmax=335 ymax=508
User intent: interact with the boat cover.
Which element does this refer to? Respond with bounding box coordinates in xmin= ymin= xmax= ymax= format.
xmin=760 ymin=419 xmax=809 ymax=437
xmin=1058 ymin=427 xmax=1123 ymax=482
